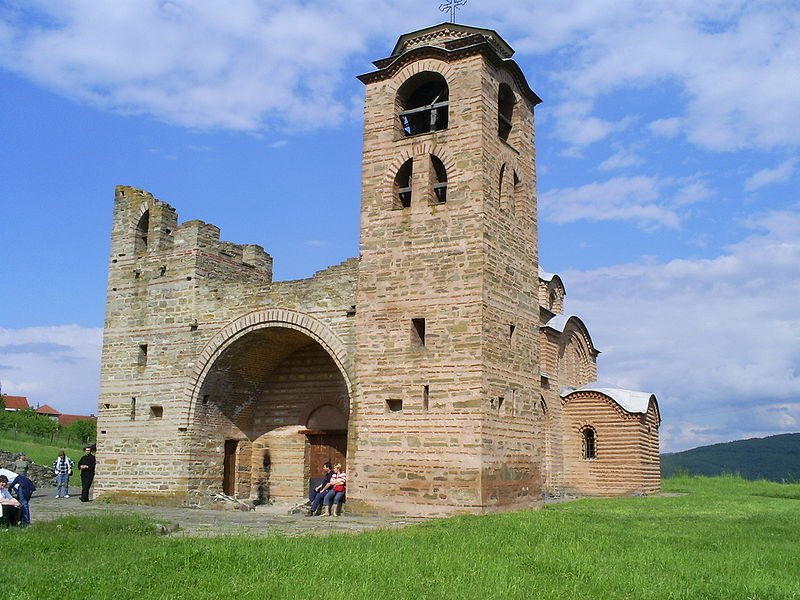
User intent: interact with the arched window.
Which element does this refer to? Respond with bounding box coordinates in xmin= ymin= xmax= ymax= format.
xmin=398 ymin=72 xmax=449 ymax=136
xmin=498 ymin=83 xmax=515 ymax=141
xmin=135 ymin=210 xmax=149 ymax=254
xmin=394 ymin=159 xmax=413 ymax=209
xmin=430 ymin=155 xmax=447 ymax=204
xmin=582 ymin=427 xmax=597 ymax=459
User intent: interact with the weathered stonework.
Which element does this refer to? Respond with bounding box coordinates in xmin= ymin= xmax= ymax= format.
xmin=96 ymin=23 xmax=660 ymax=516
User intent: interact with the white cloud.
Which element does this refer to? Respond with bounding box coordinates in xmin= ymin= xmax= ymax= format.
xmin=540 ymin=175 xmax=680 ymax=229
xmin=649 ymin=118 xmax=683 ymax=139
xmin=598 ymin=148 xmax=645 ymax=171
xmin=0 ymin=325 xmax=102 ymax=416
xmin=562 ymin=208 xmax=800 ymax=451
xmin=0 ymin=0 xmax=409 ymax=131
xmin=497 ymin=1 xmax=800 ymax=151
xmin=744 ymin=158 xmax=796 ymax=192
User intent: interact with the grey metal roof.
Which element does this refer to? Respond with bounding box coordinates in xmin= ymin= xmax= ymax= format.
xmin=562 ymin=384 xmax=657 ymax=415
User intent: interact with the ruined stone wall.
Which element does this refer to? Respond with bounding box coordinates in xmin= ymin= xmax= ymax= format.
xmin=96 ymin=187 xmax=357 ymax=505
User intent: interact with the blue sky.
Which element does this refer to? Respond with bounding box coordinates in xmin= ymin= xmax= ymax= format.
xmin=1 ymin=0 xmax=798 ymax=452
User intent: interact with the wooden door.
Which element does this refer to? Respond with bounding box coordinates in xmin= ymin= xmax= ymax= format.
xmin=223 ymin=439 xmax=238 ymax=495
xmin=307 ymin=433 xmax=347 ymax=470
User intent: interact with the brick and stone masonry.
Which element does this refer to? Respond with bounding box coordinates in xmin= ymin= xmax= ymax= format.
xmin=95 ymin=23 xmax=660 ymax=515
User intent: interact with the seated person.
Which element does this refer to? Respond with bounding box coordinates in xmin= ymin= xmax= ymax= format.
xmin=307 ymin=461 xmax=334 ymax=516
xmin=0 ymin=475 xmax=21 ymax=527
xmin=322 ymin=463 xmax=346 ymax=517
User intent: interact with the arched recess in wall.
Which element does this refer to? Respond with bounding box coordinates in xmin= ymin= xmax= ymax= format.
xmin=135 ymin=210 xmax=150 ymax=254
xmin=186 ymin=310 xmax=354 ymax=427
xmin=396 ymin=71 xmax=449 ymax=136
xmin=557 ymin=318 xmax=597 ymax=390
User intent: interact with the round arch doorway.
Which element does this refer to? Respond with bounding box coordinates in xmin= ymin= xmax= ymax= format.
xmin=191 ymin=325 xmax=350 ymax=504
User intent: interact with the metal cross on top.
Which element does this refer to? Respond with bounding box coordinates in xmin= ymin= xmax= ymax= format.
xmin=439 ymin=0 xmax=468 ymax=23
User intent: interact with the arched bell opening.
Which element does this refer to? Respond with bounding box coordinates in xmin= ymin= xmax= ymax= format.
xmin=191 ymin=326 xmax=350 ymax=504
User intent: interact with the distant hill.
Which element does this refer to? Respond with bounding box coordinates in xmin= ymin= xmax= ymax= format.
xmin=661 ymin=433 xmax=800 ymax=482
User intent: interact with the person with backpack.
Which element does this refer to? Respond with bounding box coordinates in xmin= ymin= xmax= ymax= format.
xmin=52 ymin=450 xmax=74 ymax=498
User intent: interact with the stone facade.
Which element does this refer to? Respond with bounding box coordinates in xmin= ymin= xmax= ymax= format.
xmin=96 ymin=24 xmax=660 ymax=515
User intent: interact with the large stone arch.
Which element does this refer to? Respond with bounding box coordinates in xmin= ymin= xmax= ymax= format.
xmin=184 ymin=309 xmax=354 ymax=504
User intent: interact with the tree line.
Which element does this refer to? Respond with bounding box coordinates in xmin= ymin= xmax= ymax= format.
xmin=0 ymin=396 xmax=96 ymax=444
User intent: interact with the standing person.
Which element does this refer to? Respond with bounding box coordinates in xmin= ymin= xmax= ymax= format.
xmin=52 ymin=450 xmax=74 ymax=498
xmin=10 ymin=474 xmax=35 ymax=527
xmin=322 ymin=463 xmax=346 ymax=517
xmin=78 ymin=446 xmax=96 ymax=502
xmin=0 ymin=475 xmax=21 ymax=527
xmin=306 ymin=461 xmax=333 ymax=517
xmin=13 ymin=453 xmax=30 ymax=478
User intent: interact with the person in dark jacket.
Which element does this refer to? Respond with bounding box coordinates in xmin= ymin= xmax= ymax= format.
xmin=10 ymin=474 xmax=36 ymax=526
xmin=306 ymin=461 xmax=333 ymax=516
xmin=78 ymin=446 xmax=96 ymax=502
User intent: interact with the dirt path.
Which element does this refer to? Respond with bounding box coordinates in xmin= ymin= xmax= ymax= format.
xmin=27 ymin=485 xmax=425 ymax=537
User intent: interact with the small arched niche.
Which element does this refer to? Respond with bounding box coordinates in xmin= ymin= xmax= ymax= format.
xmin=394 ymin=158 xmax=413 ymax=209
xmin=397 ymin=72 xmax=449 ymax=136
xmin=135 ymin=210 xmax=150 ymax=255
xmin=498 ymin=83 xmax=515 ymax=141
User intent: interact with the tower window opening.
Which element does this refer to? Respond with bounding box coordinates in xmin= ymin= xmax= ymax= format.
xmin=137 ymin=343 xmax=148 ymax=367
xmin=412 ymin=318 xmax=426 ymax=346
xmin=135 ymin=210 xmax=150 ymax=254
xmin=394 ymin=159 xmax=413 ymax=209
xmin=582 ymin=427 xmax=597 ymax=459
xmin=498 ymin=84 xmax=515 ymax=141
xmin=431 ymin=155 xmax=448 ymax=204
xmin=423 ymin=385 xmax=430 ymax=411
xmin=398 ymin=72 xmax=449 ymax=136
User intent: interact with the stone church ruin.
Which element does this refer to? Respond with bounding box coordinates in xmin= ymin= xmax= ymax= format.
xmin=96 ymin=23 xmax=661 ymax=516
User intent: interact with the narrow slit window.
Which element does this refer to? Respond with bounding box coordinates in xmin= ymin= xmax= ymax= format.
xmin=137 ymin=344 xmax=148 ymax=367
xmin=509 ymin=323 xmax=516 ymax=342
xmin=130 ymin=397 xmax=136 ymax=421
xmin=394 ymin=159 xmax=413 ymax=209
xmin=430 ymin=155 xmax=448 ymax=204
xmin=412 ymin=318 xmax=426 ymax=346
xmin=423 ymin=385 xmax=430 ymax=411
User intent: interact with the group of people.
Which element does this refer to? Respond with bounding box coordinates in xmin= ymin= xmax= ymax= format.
xmin=306 ymin=462 xmax=347 ymax=517
xmin=0 ymin=445 xmax=96 ymax=529
xmin=53 ymin=446 xmax=96 ymax=502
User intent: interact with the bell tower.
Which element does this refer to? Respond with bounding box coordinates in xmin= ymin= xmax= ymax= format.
xmin=350 ymin=24 xmax=544 ymax=515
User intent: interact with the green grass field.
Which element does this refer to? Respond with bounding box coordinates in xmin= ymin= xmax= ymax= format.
xmin=2 ymin=474 xmax=798 ymax=599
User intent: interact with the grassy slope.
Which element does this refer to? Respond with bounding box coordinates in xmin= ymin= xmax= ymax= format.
xmin=662 ymin=432 xmax=800 ymax=481
xmin=1 ymin=434 xmax=83 ymax=487
xmin=3 ymin=475 xmax=799 ymax=599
